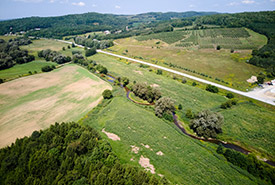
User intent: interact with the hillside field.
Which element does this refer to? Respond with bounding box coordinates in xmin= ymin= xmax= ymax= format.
xmin=110 ymin=28 xmax=266 ymax=90
xmin=0 ymin=64 xmax=112 ymax=148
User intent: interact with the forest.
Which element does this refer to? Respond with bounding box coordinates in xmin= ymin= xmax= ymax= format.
xmin=0 ymin=122 xmax=166 ymax=185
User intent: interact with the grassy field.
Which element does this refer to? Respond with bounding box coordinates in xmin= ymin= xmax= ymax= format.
xmin=111 ymin=31 xmax=265 ymax=90
xmin=89 ymin=53 xmax=275 ymax=160
xmin=81 ymin=93 xmax=263 ymax=184
xmin=21 ymin=39 xmax=70 ymax=54
xmin=0 ymin=60 xmax=57 ymax=81
xmin=0 ymin=64 xmax=112 ymax=148
xmin=135 ymin=28 xmax=267 ymax=49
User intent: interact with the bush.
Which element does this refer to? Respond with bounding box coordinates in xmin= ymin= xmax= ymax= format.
xmin=96 ymin=64 xmax=108 ymax=74
xmin=0 ymin=78 xmax=4 ymax=83
xmin=226 ymin=93 xmax=234 ymax=99
xmin=182 ymin=78 xmax=187 ymax=84
xmin=221 ymin=99 xmax=238 ymax=109
xmin=217 ymin=45 xmax=221 ymax=50
xmin=85 ymin=47 xmax=97 ymax=57
xmin=156 ymin=69 xmax=163 ymax=75
xmin=41 ymin=65 xmax=56 ymax=72
xmin=206 ymin=84 xmax=219 ymax=93
xmin=192 ymin=82 xmax=197 ymax=86
xmin=190 ymin=110 xmax=224 ymax=138
xmin=178 ymin=104 xmax=183 ymax=110
xmin=102 ymin=89 xmax=113 ymax=99
xmin=185 ymin=109 xmax=194 ymax=119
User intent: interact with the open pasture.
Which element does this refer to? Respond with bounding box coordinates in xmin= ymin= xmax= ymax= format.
xmin=0 ymin=64 xmax=111 ymax=148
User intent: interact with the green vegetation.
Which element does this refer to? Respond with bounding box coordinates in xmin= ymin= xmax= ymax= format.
xmin=0 ymin=60 xmax=57 ymax=80
xmin=88 ymin=53 xmax=275 ymax=159
xmin=136 ymin=31 xmax=189 ymax=44
xmin=155 ymin=97 xmax=175 ymax=118
xmin=85 ymin=48 xmax=97 ymax=57
xmin=0 ymin=38 xmax=35 ymax=70
xmin=102 ymin=89 xmax=113 ymax=99
xmin=190 ymin=110 xmax=224 ymax=138
xmin=206 ymin=84 xmax=219 ymax=93
xmin=81 ymin=95 xmax=263 ymax=184
xmin=41 ymin=65 xmax=56 ymax=72
xmin=0 ymin=122 xmax=164 ymax=185
xmin=38 ymin=49 xmax=71 ymax=64
xmin=217 ymin=146 xmax=275 ymax=184
xmin=132 ymin=82 xmax=161 ymax=103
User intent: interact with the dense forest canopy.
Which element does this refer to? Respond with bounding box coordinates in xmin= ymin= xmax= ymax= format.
xmin=0 ymin=122 xmax=166 ymax=185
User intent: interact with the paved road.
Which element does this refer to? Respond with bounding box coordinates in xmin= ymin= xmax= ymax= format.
xmin=56 ymin=39 xmax=275 ymax=106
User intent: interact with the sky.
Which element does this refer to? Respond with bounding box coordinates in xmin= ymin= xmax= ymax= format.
xmin=0 ymin=0 xmax=274 ymax=20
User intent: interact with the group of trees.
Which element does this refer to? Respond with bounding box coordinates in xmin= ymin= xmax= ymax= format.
xmin=206 ymin=84 xmax=219 ymax=93
xmin=74 ymin=36 xmax=114 ymax=49
xmin=0 ymin=38 xmax=35 ymax=70
xmin=41 ymin=65 xmax=56 ymax=72
xmin=132 ymin=82 xmax=162 ymax=103
xmin=38 ymin=49 xmax=71 ymax=64
xmin=0 ymin=122 xmax=166 ymax=185
xmin=217 ymin=145 xmax=275 ymax=184
xmin=190 ymin=110 xmax=224 ymax=138
xmin=220 ymin=99 xmax=238 ymax=109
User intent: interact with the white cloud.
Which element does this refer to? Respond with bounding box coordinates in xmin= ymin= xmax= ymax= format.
xmin=189 ymin=4 xmax=195 ymax=8
xmin=271 ymin=0 xmax=275 ymax=2
xmin=242 ymin=0 xmax=255 ymax=4
xmin=92 ymin=4 xmax=97 ymax=7
xmin=72 ymin=1 xmax=85 ymax=6
xmin=115 ymin=5 xmax=120 ymax=9
xmin=49 ymin=0 xmax=55 ymax=3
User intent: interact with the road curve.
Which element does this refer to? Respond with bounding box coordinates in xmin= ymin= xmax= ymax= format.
xmin=56 ymin=39 xmax=275 ymax=106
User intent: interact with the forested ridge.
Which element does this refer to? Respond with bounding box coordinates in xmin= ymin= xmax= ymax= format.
xmin=0 ymin=122 xmax=166 ymax=185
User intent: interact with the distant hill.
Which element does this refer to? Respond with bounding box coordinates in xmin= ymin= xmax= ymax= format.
xmin=0 ymin=11 xmax=218 ymax=38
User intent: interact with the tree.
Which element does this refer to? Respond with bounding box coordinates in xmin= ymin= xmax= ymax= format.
xmin=190 ymin=110 xmax=224 ymax=138
xmin=181 ymin=78 xmax=187 ymax=84
xmin=185 ymin=109 xmax=194 ymax=119
xmin=155 ymin=97 xmax=175 ymax=118
xmin=85 ymin=47 xmax=97 ymax=57
xmin=257 ymin=73 xmax=265 ymax=84
xmin=72 ymin=43 xmax=76 ymax=48
xmin=121 ymin=77 xmax=129 ymax=86
xmin=178 ymin=104 xmax=183 ymax=110
xmin=102 ymin=90 xmax=113 ymax=99
xmin=192 ymin=82 xmax=197 ymax=86
xmin=216 ymin=45 xmax=221 ymax=50
xmin=96 ymin=65 xmax=108 ymax=74
xmin=156 ymin=69 xmax=163 ymax=75
xmin=206 ymin=84 xmax=219 ymax=93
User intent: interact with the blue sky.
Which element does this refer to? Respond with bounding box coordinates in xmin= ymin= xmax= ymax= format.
xmin=0 ymin=0 xmax=274 ymax=19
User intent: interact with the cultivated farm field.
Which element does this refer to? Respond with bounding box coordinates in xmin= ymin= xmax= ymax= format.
xmin=0 ymin=64 xmax=112 ymax=148
xmin=111 ymin=29 xmax=266 ymax=90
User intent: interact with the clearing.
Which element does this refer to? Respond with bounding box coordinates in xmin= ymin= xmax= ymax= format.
xmin=0 ymin=64 xmax=112 ymax=148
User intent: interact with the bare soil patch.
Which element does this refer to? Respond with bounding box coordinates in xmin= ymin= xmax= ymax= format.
xmin=133 ymin=70 xmax=143 ymax=75
xmin=0 ymin=65 xmax=111 ymax=148
xmin=102 ymin=128 xmax=121 ymax=141
xmin=139 ymin=155 xmax=156 ymax=174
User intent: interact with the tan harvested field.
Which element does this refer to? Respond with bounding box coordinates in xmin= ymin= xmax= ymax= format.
xmin=0 ymin=64 xmax=112 ymax=148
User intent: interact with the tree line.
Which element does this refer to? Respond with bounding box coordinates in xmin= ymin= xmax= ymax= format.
xmin=0 ymin=122 xmax=167 ymax=185
xmin=38 ymin=49 xmax=71 ymax=64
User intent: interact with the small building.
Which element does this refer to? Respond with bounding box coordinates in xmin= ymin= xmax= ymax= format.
xmin=35 ymin=28 xmax=41 ymax=31
xmin=104 ymin=30 xmax=111 ymax=35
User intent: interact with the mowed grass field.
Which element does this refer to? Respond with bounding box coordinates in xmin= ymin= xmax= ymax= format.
xmin=89 ymin=53 xmax=275 ymax=160
xmin=81 ymin=94 xmax=263 ymax=185
xmin=111 ymin=28 xmax=267 ymax=90
xmin=0 ymin=64 xmax=112 ymax=148
xmin=0 ymin=60 xmax=57 ymax=81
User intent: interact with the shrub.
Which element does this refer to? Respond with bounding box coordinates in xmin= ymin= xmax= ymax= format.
xmin=217 ymin=45 xmax=221 ymax=50
xmin=226 ymin=93 xmax=234 ymax=99
xmin=96 ymin=64 xmax=108 ymax=74
xmin=0 ymin=79 xmax=4 ymax=83
xmin=85 ymin=47 xmax=97 ymax=57
xmin=178 ymin=104 xmax=183 ymax=110
xmin=156 ymin=69 xmax=163 ymax=75
xmin=102 ymin=89 xmax=113 ymax=99
xmin=192 ymin=82 xmax=197 ymax=86
xmin=41 ymin=65 xmax=56 ymax=72
xmin=185 ymin=109 xmax=194 ymax=119
xmin=182 ymin=78 xmax=187 ymax=84
xmin=206 ymin=84 xmax=219 ymax=93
